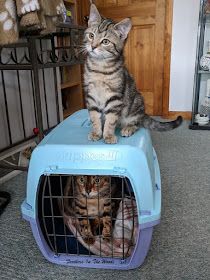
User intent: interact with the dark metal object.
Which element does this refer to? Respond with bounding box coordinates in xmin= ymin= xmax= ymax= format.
xmin=189 ymin=123 xmax=210 ymax=130
xmin=0 ymin=191 xmax=11 ymax=216
xmin=29 ymin=38 xmax=44 ymax=141
xmin=0 ymin=26 xmax=85 ymax=169
xmin=0 ymin=163 xmax=28 ymax=172
xmin=190 ymin=0 xmax=210 ymax=130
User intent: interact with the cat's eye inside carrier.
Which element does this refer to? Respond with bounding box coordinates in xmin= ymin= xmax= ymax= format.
xmin=38 ymin=175 xmax=138 ymax=260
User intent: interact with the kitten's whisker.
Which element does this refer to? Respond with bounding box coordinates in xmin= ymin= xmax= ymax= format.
xmin=77 ymin=47 xmax=88 ymax=56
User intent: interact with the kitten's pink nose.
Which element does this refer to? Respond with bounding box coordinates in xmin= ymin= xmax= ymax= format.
xmin=91 ymin=44 xmax=98 ymax=50
xmin=86 ymin=186 xmax=92 ymax=194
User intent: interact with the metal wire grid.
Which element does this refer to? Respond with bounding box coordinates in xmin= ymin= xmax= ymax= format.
xmin=0 ymin=41 xmax=59 ymax=151
xmin=0 ymin=26 xmax=85 ymax=167
xmin=38 ymin=175 xmax=136 ymax=260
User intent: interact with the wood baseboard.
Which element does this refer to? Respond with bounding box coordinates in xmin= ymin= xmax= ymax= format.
xmin=163 ymin=111 xmax=192 ymax=120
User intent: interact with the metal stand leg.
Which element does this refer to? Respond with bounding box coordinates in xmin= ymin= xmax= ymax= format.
xmin=29 ymin=38 xmax=44 ymax=141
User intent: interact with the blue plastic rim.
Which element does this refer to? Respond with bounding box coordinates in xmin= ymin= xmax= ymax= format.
xmin=21 ymin=109 xmax=161 ymax=270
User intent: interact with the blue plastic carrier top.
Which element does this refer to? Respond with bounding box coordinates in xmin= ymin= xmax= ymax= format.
xmin=22 ymin=109 xmax=161 ymax=227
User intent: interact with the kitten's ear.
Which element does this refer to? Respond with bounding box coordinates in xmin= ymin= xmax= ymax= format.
xmin=88 ymin=4 xmax=101 ymax=27
xmin=114 ymin=18 xmax=132 ymax=40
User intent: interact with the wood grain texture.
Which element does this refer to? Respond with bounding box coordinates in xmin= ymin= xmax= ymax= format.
xmin=130 ymin=25 xmax=155 ymax=114
xmin=162 ymin=0 xmax=173 ymax=117
xmin=95 ymin=1 xmax=156 ymax=18
xmin=61 ymin=0 xmax=84 ymax=118
xmin=153 ymin=0 xmax=165 ymax=115
xmin=94 ymin=0 xmax=105 ymax=7
xmin=118 ymin=0 xmax=129 ymax=6
xmin=104 ymin=0 xmax=117 ymax=6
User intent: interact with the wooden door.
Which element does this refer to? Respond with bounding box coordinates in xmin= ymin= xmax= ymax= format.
xmin=79 ymin=0 xmax=167 ymax=115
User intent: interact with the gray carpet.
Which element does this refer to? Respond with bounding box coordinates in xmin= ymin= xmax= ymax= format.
xmin=0 ymin=121 xmax=210 ymax=280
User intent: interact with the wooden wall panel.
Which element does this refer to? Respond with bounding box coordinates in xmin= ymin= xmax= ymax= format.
xmin=118 ymin=0 xmax=129 ymax=6
xmin=153 ymin=0 xmax=165 ymax=114
xmin=94 ymin=0 xmax=105 ymax=7
xmin=104 ymin=0 xmax=117 ymax=6
xmin=95 ymin=0 xmax=129 ymax=7
xmin=131 ymin=25 xmax=155 ymax=92
xmin=96 ymin=2 xmax=156 ymax=19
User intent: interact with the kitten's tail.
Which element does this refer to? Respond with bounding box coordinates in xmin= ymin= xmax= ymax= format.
xmin=142 ymin=114 xmax=183 ymax=131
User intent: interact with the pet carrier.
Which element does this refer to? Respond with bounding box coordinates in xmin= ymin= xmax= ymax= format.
xmin=21 ymin=109 xmax=161 ymax=270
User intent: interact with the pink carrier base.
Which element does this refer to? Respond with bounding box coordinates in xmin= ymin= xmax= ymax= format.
xmin=23 ymin=214 xmax=158 ymax=270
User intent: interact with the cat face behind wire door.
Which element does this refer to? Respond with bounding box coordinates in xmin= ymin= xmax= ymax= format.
xmin=75 ymin=175 xmax=110 ymax=198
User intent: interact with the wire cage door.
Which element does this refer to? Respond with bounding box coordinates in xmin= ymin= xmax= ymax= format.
xmin=38 ymin=174 xmax=138 ymax=261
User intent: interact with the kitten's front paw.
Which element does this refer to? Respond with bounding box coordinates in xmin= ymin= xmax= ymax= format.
xmin=104 ymin=135 xmax=118 ymax=144
xmin=88 ymin=131 xmax=102 ymax=141
xmin=83 ymin=236 xmax=95 ymax=245
xmin=121 ymin=126 xmax=138 ymax=137
xmin=102 ymin=227 xmax=111 ymax=242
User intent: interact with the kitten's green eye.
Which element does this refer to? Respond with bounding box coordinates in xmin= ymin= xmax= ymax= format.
xmin=89 ymin=33 xmax=94 ymax=39
xmin=94 ymin=177 xmax=100 ymax=184
xmin=102 ymin=39 xmax=110 ymax=45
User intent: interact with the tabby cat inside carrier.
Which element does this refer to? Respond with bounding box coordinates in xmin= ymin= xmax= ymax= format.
xmin=38 ymin=175 xmax=137 ymax=259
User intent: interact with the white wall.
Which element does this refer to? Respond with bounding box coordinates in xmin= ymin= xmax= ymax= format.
xmin=169 ymin=0 xmax=200 ymax=112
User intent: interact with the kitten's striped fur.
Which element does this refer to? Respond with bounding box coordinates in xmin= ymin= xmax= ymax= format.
xmin=63 ymin=176 xmax=118 ymax=245
xmin=83 ymin=4 xmax=182 ymax=144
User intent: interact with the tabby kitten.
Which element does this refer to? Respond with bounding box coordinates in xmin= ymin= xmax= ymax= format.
xmin=64 ymin=175 xmax=117 ymax=245
xmin=83 ymin=4 xmax=183 ymax=144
